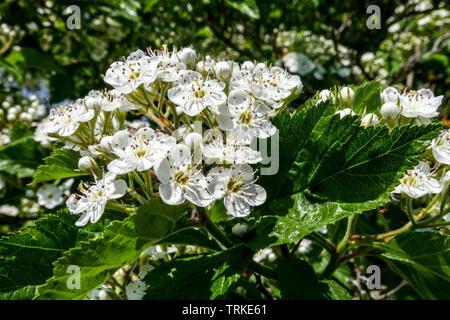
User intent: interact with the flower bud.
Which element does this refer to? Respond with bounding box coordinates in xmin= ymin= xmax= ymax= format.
xmin=177 ymin=47 xmax=197 ymax=68
xmin=184 ymin=132 xmax=203 ymax=150
xmin=232 ymin=222 xmax=248 ymax=237
xmin=78 ymin=156 xmax=96 ymax=172
xmin=241 ymin=61 xmax=255 ymax=72
xmin=381 ymin=86 xmax=399 ymax=104
xmin=380 ymin=102 xmax=400 ymax=120
xmin=339 ymin=87 xmax=354 ymax=105
xmin=335 ymin=108 xmax=356 ymax=119
xmin=361 ymin=113 xmax=379 ymax=127
xmin=214 ymin=61 xmax=239 ymax=81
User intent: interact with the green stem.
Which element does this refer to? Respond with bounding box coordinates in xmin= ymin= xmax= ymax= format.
xmin=336 ymin=215 xmax=357 ymax=253
xmin=197 ymin=207 xmax=232 ymax=248
xmin=405 ymin=197 xmax=416 ymax=227
xmin=306 ymin=232 xmax=337 ymax=254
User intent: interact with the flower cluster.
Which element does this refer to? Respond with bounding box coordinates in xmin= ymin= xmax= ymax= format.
xmin=39 ymin=46 xmax=302 ymax=226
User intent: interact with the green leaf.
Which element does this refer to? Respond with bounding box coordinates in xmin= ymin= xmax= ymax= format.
xmin=31 ymin=148 xmax=89 ymax=185
xmin=225 ymin=0 xmax=260 ymax=19
xmin=0 ymin=212 xmax=105 ymax=300
xmin=36 ymin=200 xmax=187 ymax=300
xmin=351 ymin=81 xmax=382 ymax=114
xmin=372 ymin=231 xmax=450 ymax=299
xmin=276 ymin=258 xmax=325 ymax=299
xmin=250 ymin=100 xmax=443 ymax=249
xmin=142 ymin=245 xmax=253 ymax=300
xmin=319 ymin=280 xmax=353 ymax=300
xmin=157 ymin=228 xmax=221 ymax=251
xmin=276 ymin=258 xmax=351 ymax=300
xmin=246 ymin=193 xmax=381 ymax=250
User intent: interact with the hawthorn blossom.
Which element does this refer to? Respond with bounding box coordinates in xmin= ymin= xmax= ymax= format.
xmin=85 ymin=89 xmax=140 ymax=112
xmin=230 ymin=65 xmax=301 ymax=107
xmin=43 ymin=99 xmax=95 ymax=137
xmin=107 ymin=127 xmax=176 ymax=174
xmin=67 ymin=172 xmax=127 ymax=226
xmin=176 ymin=47 xmax=197 ymax=68
xmin=36 ymin=185 xmax=64 ymax=209
xmin=430 ymin=129 xmax=450 ymax=165
xmin=361 ymin=113 xmax=379 ymax=127
xmin=201 ymin=135 xmax=262 ymax=164
xmin=104 ymin=49 xmax=157 ymax=94
xmin=168 ymin=71 xmax=226 ymax=116
xmin=148 ymin=46 xmax=186 ymax=82
xmin=214 ymin=60 xmax=240 ymax=81
xmin=339 ymin=87 xmax=354 ymax=105
xmin=392 ymin=162 xmax=441 ymax=198
xmin=217 ymin=90 xmax=276 ymax=144
xmin=381 ymin=87 xmax=400 ymax=104
xmin=207 ymin=164 xmax=267 ymax=217
xmin=399 ymin=88 xmax=443 ymax=120
xmin=155 ymin=144 xmax=214 ymax=207
xmin=380 ymin=102 xmax=401 ymax=120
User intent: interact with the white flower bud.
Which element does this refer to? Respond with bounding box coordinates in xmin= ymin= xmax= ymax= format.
xmin=241 ymin=61 xmax=255 ymax=72
xmin=295 ymin=80 xmax=303 ymax=95
xmin=381 ymin=86 xmax=399 ymax=104
xmin=339 ymin=87 xmax=354 ymax=105
xmin=361 ymin=113 xmax=379 ymax=127
xmin=232 ymin=223 xmax=248 ymax=237
xmin=184 ymin=132 xmax=202 ymax=150
xmin=78 ymin=156 xmax=96 ymax=172
xmin=214 ymin=61 xmax=239 ymax=81
xmin=177 ymin=47 xmax=197 ymax=67
xmin=335 ymin=108 xmax=356 ymax=119
xmin=380 ymin=102 xmax=400 ymax=120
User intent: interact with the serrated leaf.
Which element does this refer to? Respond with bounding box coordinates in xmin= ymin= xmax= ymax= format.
xmin=31 ymin=148 xmax=88 ymax=185
xmin=372 ymin=231 xmax=450 ymax=299
xmin=0 ymin=212 xmax=105 ymax=300
xmin=250 ymin=99 xmax=443 ymax=249
xmin=142 ymin=245 xmax=252 ymax=300
xmin=36 ymin=200 xmax=188 ymax=300
xmin=352 ymin=81 xmax=382 ymax=114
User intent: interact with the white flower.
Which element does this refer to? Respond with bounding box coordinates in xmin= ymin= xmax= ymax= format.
xmin=361 ymin=113 xmax=379 ymax=127
xmin=392 ymin=162 xmax=442 ymax=198
xmin=298 ymin=239 xmax=313 ymax=254
xmin=217 ymin=90 xmax=276 ymax=144
xmin=201 ymin=135 xmax=262 ymax=164
xmin=85 ymin=89 xmax=139 ymax=112
xmin=232 ymin=223 xmax=248 ymax=237
xmin=125 ymin=264 xmax=154 ymax=300
xmin=230 ymin=65 xmax=301 ymax=107
xmin=339 ymin=87 xmax=354 ymax=105
xmin=0 ymin=204 xmax=19 ymax=217
xmin=241 ymin=61 xmax=255 ymax=72
xmin=107 ymin=127 xmax=176 ymax=174
xmin=67 ymin=172 xmax=127 ymax=226
xmin=148 ymin=46 xmax=186 ymax=82
xmin=155 ymin=144 xmax=214 ymax=207
xmin=399 ymin=88 xmax=443 ymax=119
xmin=214 ymin=61 xmax=239 ymax=81
xmin=37 ymin=185 xmax=64 ymax=209
xmin=43 ymin=99 xmax=95 ymax=137
xmin=87 ymin=285 xmax=113 ymax=300
xmin=335 ymin=108 xmax=356 ymax=119
xmin=196 ymin=55 xmax=215 ymax=73
xmin=381 ymin=87 xmax=400 ymax=104
xmin=168 ymin=71 xmax=226 ymax=116
xmin=317 ymin=89 xmax=334 ymax=103
xmin=176 ymin=47 xmax=197 ymax=68
xmin=88 ymin=136 xmax=113 ymax=158
xmin=104 ymin=49 xmax=157 ymax=94
xmin=380 ymin=102 xmax=401 ymax=120
xmin=430 ymin=129 xmax=450 ymax=165
xmin=207 ymin=164 xmax=266 ymax=217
